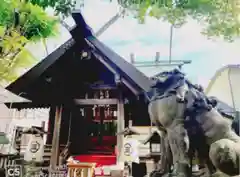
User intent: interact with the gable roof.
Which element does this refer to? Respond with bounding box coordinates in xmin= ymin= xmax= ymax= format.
xmin=6 ymin=38 xmax=75 ymax=95
xmin=6 ymin=12 xmax=151 ymax=102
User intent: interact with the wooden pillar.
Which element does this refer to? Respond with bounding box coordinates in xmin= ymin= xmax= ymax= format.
xmin=117 ymin=91 xmax=124 ymax=162
xmin=99 ymin=107 xmax=105 ymax=144
xmin=50 ymin=105 xmax=63 ymax=169
xmin=46 ymin=107 xmax=56 ymax=144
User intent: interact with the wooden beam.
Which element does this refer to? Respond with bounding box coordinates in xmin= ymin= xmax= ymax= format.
xmin=50 ymin=105 xmax=62 ymax=169
xmin=89 ymin=85 xmax=117 ymax=90
xmin=117 ymin=91 xmax=124 ymax=162
xmin=93 ymin=51 xmax=141 ymax=96
xmin=92 ymin=51 xmax=140 ymax=95
xmin=74 ymin=99 xmax=118 ymax=105
xmin=122 ymin=78 xmax=139 ymax=95
xmin=92 ymin=52 xmax=118 ymax=75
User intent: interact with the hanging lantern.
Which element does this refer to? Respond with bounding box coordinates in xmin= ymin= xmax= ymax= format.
xmin=124 ymin=98 xmax=129 ymax=104
xmin=100 ymin=90 xmax=104 ymax=99
xmin=85 ymin=93 xmax=88 ymax=99
xmin=105 ymin=90 xmax=109 ymax=99
xmin=22 ymin=127 xmax=47 ymax=163
xmin=118 ymin=121 xmax=140 ymax=164
xmin=107 ymin=106 xmax=110 ymax=118
xmin=94 ymin=91 xmax=98 ymax=99
xmin=113 ymin=110 xmax=117 ymax=118
xmin=103 ymin=106 xmax=106 ymax=115
xmin=105 ymin=105 xmax=111 ymax=120
xmin=110 ymin=109 xmax=114 ymax=120
xmin=80 ymin=108 xmax=85 ymax=116
xmin=92 ymin=105 xmax=96 ymax=117
xmin=94 ymin=106 xmax=100 ymax=121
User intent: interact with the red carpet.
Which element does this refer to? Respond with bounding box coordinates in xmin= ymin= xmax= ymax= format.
xmin=74 ymin=154 xmax=117 ymax=167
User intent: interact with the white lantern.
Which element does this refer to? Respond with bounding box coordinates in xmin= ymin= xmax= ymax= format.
xmin=24 ymin=132 xmax=44 ymax=162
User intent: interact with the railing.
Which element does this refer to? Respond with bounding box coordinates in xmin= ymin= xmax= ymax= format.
xmin=67 ymin=163 xmax=96 ymax=177
xmin=0 ymin=144 xmax=68 ymax=167
xmin=0 ymin=155 xmax=17 ymax=169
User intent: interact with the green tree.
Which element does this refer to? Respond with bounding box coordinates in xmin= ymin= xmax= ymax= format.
xmin=0 ymin=0 xmax=58 ymax=84
xmin=25 ymin=0 xmax=76 ymax=16
xmin=33 ymin=0 xmax=239 ymax=41
xmin=117 ymin=0 xmax=240 ymax=41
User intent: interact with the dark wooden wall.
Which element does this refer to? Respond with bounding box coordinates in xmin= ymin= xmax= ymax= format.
xmin=46 ymin=106 xmax=90 ymax=155
xmin=125 ymin=97 xmax=150 ymax=127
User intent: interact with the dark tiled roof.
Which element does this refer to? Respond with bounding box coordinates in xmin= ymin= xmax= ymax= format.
xmin=6 ymin=12 xmax=152 ymax=105
xmin=6 ymin=13 xmax=89 ymax=95
xmin=6 ymin=38 xmax=75 ymax=95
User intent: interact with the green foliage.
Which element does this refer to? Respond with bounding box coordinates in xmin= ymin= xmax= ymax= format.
xmin=26 ymin=0 xmax=77 ymax=16
xmin=117 ymin=0 xmax=240 ymax=41
xmin=18 ymin=2 xmax=58 ymax=40
xmin=0 ymin=0 xmax=58 ymax=84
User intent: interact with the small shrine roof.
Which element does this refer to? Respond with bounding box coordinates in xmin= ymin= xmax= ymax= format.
xmin=5 ymin=12 xmax=152 ymax=108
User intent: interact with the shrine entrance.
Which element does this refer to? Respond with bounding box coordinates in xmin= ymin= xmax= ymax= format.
xmin=76 ymin=88 xmax=119 ymax=155
xmin=46 ymin=85 xmax=124 ymax=167
xmin=73 ymin=103 xmax=119 ymax=167
xmin=4 ymin=12 xmax=152 ymax=171
xmin=87 ymin=104 xmax=117 ymax=154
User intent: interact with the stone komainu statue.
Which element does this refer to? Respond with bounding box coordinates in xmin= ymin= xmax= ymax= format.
xmin=148 ymin=69 xmax=240 ymax=177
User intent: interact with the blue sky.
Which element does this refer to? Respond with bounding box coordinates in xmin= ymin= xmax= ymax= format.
xmin=81 ymin=0 xmax=240 ymax=88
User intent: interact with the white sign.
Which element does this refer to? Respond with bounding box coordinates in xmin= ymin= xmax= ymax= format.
xmin=30 ymin=141 xmax=40 ymax=153
xmin=124 ymin=143 xmax=132 ymax=156
xmin=24 ymin=134 xmax=44 ymax=162
xmin=120 ymin=137 xmax=140 ymax=163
